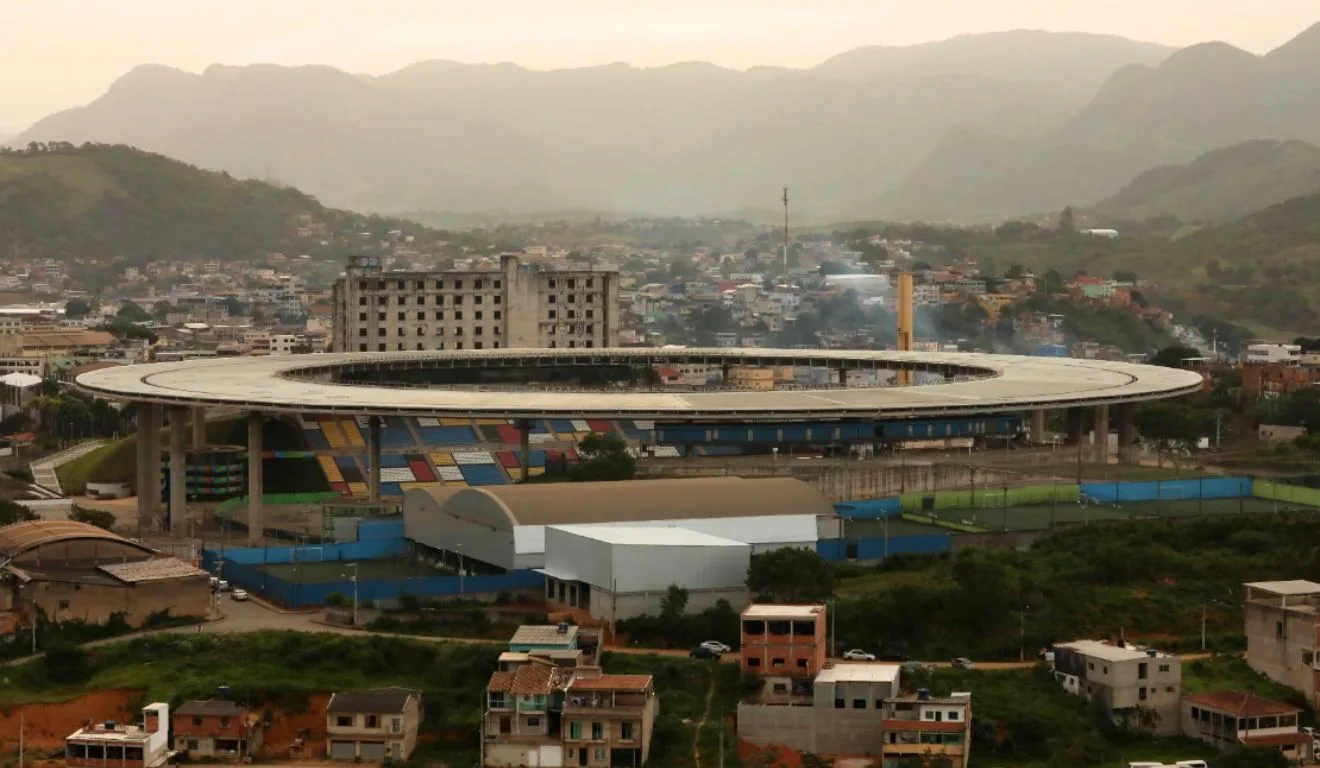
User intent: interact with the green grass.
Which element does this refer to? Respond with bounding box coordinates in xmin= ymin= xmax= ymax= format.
xmin=600 ymin=652 xmax=740 ymax=768
xmin=1183 ymin=655 xmax=1312 ymax=712
xmin=0 ymin=154 xmax=121 ymax=211
xmin=254 ymin=558 xmax=454 ymax=582
xmin=57 ymin=436 xmax=138 ymax=494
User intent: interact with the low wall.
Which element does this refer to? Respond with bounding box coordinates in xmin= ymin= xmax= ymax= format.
xmin=201 ymin=550 xmax=545 ymax=608
xmin=1082 ymin=476 xmax=1251 ymax=503
xmin=736 ymin=703 xmax=816 ymax=754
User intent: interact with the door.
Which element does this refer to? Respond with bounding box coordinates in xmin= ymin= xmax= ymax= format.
xmin=330 ymin=741 xmax=356 ymax=760
xmin=578 ymin=746 xmax=589 ymax=767
xmin=359 ymin=742 xmax=387 ymax=761
xmin=500 ymin=717 xmax=512 ymax=734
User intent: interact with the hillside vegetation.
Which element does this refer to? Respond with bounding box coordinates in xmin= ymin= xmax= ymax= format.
xmin=11 ymin=31 xmax=1177 ymax=221
xmin=0 ymin=143 xmax=455 ymax=267
xmin=1093 ymin=140 xmax=1320 ymax=222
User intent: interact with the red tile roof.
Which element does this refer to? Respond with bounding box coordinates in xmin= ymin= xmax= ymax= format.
xmin=568 ymin=675 xmax=652 ymax=692
xmin=1183 ymin=691 xmax=1300 ymax=718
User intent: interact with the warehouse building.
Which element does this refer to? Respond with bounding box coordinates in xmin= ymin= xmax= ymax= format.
xmin=540 ymin=525 xmax=752 ymax=622
xmin=0 ymin=521 xmax=211 ymax=627
xmin=403 ymin=477 xmax=832 ymax=571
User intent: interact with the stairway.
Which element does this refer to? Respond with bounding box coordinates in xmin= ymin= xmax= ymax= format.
xmin=29 ymin=439 xmax=108 ymax=497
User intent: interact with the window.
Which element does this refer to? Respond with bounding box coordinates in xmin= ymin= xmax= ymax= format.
xmin=435 ymin=311 xmax=443 ymax=320
xmin=1166 ymin=686 xmax=1174 ymax=692
xmin=1138 ymin=687 xmax=1147 ymax=701
xmin=591 ymin=722 xmax=604 ymax=740
xmin=475 ymin=295 xmax=483 ymax=305
xmin=568 ymin=310 xmax=576 ymax=319
xmin=875 ymin=700 xmax=884 ymax=710
xmin=548 ymin=295 xmax=557 ymax=304
xmin=220 ymin=717 xmax=231 ymax=728
xmin=595 ymin=749 xmax=606 ymax=761
xmin=1087 ymin=662 xmax=1094 ymax=671
xmin=570 ymin=722 xmax=582 ymax=739
xmin=55 ymin=598 xmax=68 ymax=609
xmin=586 ymin=340 xmax=594 ymax=348
xmin=476 ymin=311 xmax=483 ymax=320
xmin=397 ymin=312 xmax=405 ymax=321
xmin=192 ymin=717 xmax=203 ymax=726
xmin=475 ymin=280 xmax=483 ymax=290
xmin=475 ymin=327 xmax=483 ymax=335
xmin=1102 ymin=666 xmax=1108 ymax=674
xmin=358 ymin=312 xmax=367 ymax=321
xmin=337 ymin=716 xmax=353 ymax=727
xmin=366 ymin=715 xmax=379 ymax=728
xmin=1158 ymin=664 xmax=1170 ymax=672
xmin=549 ymin=279 xmax=557 ymax=289
xmin=378 ymin=344 xmax=386 ymax=351
xmin=454 ymin=280 xmax=463 ymax=290
xmin=435 ymin=280 xmax=444 ymax=290
xmin=587 ymin=279 xmax=594 ymax=288
xmin=586 ymin=309 xmax=594 ymax=319
xmin=186 ymin=740 xmax=198 ymax=751
xmin=747 ymin=657 xmax=761 ymax=667
xmin=834 ymin=698 xmax=845 ymax=709
xmin=772 ymin=683 xmax=787 ymax=693
xmin=454 ymin=295 xmax=464 ymax=305
xmin=359 ymin=344 xmax=367 ymax=351
xmin=417 ymin=343 xmax=424 ymax=350
xmin=494 ymin=295 xmax=502 ymax=304
xmin=396 ymin=280 xmax=405 ymax=290
xmin=1138 ymin=663 xmax=1148 ymax=680
xmin=569 ymin=279 xmax=577 ymax=289
xmin=852 ymin=699 xmax=866 ymax=709
xmin=494 ymin=280 xmax=502 ymax=289
xmin=474 ymin=342 xmax=483 ymax=349
xmin=455 ymin=311 xmax=463 ymax=320
xmin=947 ymin=710 xmax=960 ymax=721
xmin=527 ymin=717 xmax=541 ymax=727
xmin=416 ymin=280 xmax=425 ymax=290
xmin=416 ymin=312 xmax=425 ymax=321
xmin=1277 ymin=621 xmax=1285 ymax=638
xmin=417 ymin=295 xmax=427 ymax=305
xmin=549 ymin=310 xmax=557 ymax=319
xmin=495 ymin=311 xmax=502 ymax=320
xmin=378 ymin=312 xmax=386 ymax=321
xmin=621 ymin=722 xmax=634 ymax=740
xmin=359 ymin=297 xmax=367 ymax=306
xmin=796 ymin=658 xmax=807 ymax=668
xmin=397 ymin=328 xmax=405 ymax=336
xmin=567 ymin=749 xmax=576 ymax=759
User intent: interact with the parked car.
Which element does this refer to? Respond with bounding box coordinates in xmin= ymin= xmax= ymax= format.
xmin=951 ymin=657 xmax=975 ymax=669
xmin=700 ymin=641 xmax=732 ymax=654
xmin=689 ymin=646 xmax=721 ymax=660
xmin=231 ymin=589 xmax=249 ymax=601
xmin=842 ymin=649 xmax=876 ymax=661
xmin=216 ymin=579 xmax=231 ymax=592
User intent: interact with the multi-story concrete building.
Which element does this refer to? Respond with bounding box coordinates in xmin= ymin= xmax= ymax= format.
xmin=331 ymin=254 xmax=619 ymax=352
xmin=66 ymin=702 xmax=170 ymax=768
xmin=740 ymin=604 xmax=828 ymax=688
xmin=1052 ymin=639 xmax=1182 ymax=735
xmin=325 ymin=687 xmax=423 ymax=761
xmin=880 ymin=691 xmax=972 ymax=768
xmin=171 ymin=700 xmax=263 ymax=761
xmin=562 ymin=671 xmax=658 ymax=768
xmin=1244 ymin=580 xmax=1320 ymax=709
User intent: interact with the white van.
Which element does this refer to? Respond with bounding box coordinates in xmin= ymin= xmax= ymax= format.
xmin=1175 ymin=761 xmax=1208 ymax=768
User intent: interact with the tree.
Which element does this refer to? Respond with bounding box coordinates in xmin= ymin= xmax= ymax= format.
xmin=1150 ymin=345 xmax=1201 ymax=369
xmin=1215 ymin=749 xmax=1288 ymax=768
xmin=1137 ymin=402 xmax=1208 ymax=466
xmin=224 ymin=296 xmax=244 ymax=317
xmin=70 ymin=506 xmax=117 ymax=531
xmin=569 ymin=433 xmax=636 ymax=482
xmin=1058 ymin=206 xmax=1076 ymax=232
xmin=64 ymin=298 xmax=91 ymax=319
xmin=116 ymin=301 xmax=150 ymax=322
xmin=660 ymin=585 xmax=689 ymax=621
xmin=747 ymin=548 xmax=834 ymax=603
xmin=42 ymin=642 xmax=89 ymax=683
xmin=0 ymin=500 xmax=38 ymax=525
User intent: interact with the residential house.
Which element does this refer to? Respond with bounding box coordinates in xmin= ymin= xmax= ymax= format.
xmin=509 ymin=623 xmax=580 ymax=654
xmin=810 ymin=663 xmax=901 ymax=754
xmin=1243 ymin=580 xmax=1320 ymax=710
xmin=66 ymin=702 xmax=171 ymax=768
xmin=1052 ymin=640 xmax=1182 ymax=734
xmin=171 ymin=700 xmax=262 ymax=761
xmin=1182 ymin=691 xmax=1308 ymax=760
xmin=325 ymin=687 xmax=423 ymax=761
xmin=563 ymin=671 xmax=658 ymax=768
xmin=881 ymin=691 xmax=973 ymax=768
xmin=485 ymin=660 xmax=573 ymax=767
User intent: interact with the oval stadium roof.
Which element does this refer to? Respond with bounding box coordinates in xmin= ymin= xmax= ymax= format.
xmin=74 ymin=348 xmax=1204 ymax=421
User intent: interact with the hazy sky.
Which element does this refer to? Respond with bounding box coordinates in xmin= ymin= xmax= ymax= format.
xmin=2 ymin=0 xmax=1317 ymax=129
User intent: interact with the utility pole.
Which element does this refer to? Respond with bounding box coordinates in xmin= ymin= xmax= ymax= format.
xmin=782 ymin=186 xmax=789 ymax=273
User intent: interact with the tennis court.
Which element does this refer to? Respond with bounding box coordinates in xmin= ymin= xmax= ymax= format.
xmin=253 ymin=558 xmax=455 ymax=582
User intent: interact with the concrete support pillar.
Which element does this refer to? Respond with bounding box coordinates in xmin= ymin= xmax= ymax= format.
xmin=134 ymin=404 xmax=157 ymax=537
xmin=1117 ymin=403 xmax=1139 ymax=465
xmin=1065 ymin=407 xmax=1084 ymax=446
xmin=1030 ymin=409 xmax=1046 ymax=445
xmin=1093 ymin=404 xmax=1110 ymax=463
xmin=169 ymin=406 xmax=188 ymax=534
xmin=368 ymin=416 xmax=382 ymax=503
xmin=192 ymin=406 xmax=207 ymax=450
xmin=142 ymin=403 xmax=163 ymax=534
xmin=247 ymin=412 xmax=263 ymax=546
xmin=518 ymin=418 xmax=531 ymax=482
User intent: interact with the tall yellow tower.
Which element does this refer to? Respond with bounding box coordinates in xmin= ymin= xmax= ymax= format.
xmin=897 ymin=273 xmax=914 ymax=385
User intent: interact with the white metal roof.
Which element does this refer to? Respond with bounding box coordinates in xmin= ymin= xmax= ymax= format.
xmin=512 ymin=514 xmax=818 ymax=555
xmin=815 ymin=663 xmax=901 ymax=683
xmin=547 ymin=525 xmax=747 ymax=547
xmin=1245 ymin=580 xmax=1320 ymax=596
xmin=74 ymin=348 xmax=1204 ymax=419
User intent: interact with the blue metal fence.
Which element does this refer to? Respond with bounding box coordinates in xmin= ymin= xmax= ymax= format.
xmin=817 ymin=533 xmax=951 ymax=561
xmin=1080 ymin=476 xmax=1252 ymax=503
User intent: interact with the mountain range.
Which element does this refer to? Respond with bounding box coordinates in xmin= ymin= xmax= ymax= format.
xmin=15 ymin=25 xmax=1320 ymax=222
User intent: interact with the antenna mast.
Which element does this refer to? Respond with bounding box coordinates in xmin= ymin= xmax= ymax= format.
xmin=782 ymin=186 xmax=789 ymax=272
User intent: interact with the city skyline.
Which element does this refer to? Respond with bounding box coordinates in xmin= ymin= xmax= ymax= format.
xmin=2 ymin=0 xmax=1318 ymax=128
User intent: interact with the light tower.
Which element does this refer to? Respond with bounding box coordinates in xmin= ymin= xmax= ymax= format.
xmin=782 ymin=185 xmax=789 ymax=272
xmin=897 ymin=272 xmax=914 ymax=385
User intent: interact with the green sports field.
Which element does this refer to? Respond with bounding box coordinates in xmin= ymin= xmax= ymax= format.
xmin=846 ymin=497 xmax=1320 ymax=536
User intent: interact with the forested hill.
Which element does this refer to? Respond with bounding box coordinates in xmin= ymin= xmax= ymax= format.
xmin=0 ymin=142 xmax=455 ymax=266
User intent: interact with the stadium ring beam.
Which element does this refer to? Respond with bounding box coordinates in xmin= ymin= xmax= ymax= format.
xmin=75 ymin=349 xmax=1203 ymax=544
xmin=76 ymin=348 xmax=1202 ymax=420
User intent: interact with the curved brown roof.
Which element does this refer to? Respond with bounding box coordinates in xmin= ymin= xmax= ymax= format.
xmin=410 ymin=477 xmax=834 ymax=526
xmin=0 ymin=520 xmax=148 ymax=557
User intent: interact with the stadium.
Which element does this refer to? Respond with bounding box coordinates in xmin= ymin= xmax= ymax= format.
xmin=75 ymin=347 xmax=1204 ymax=544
